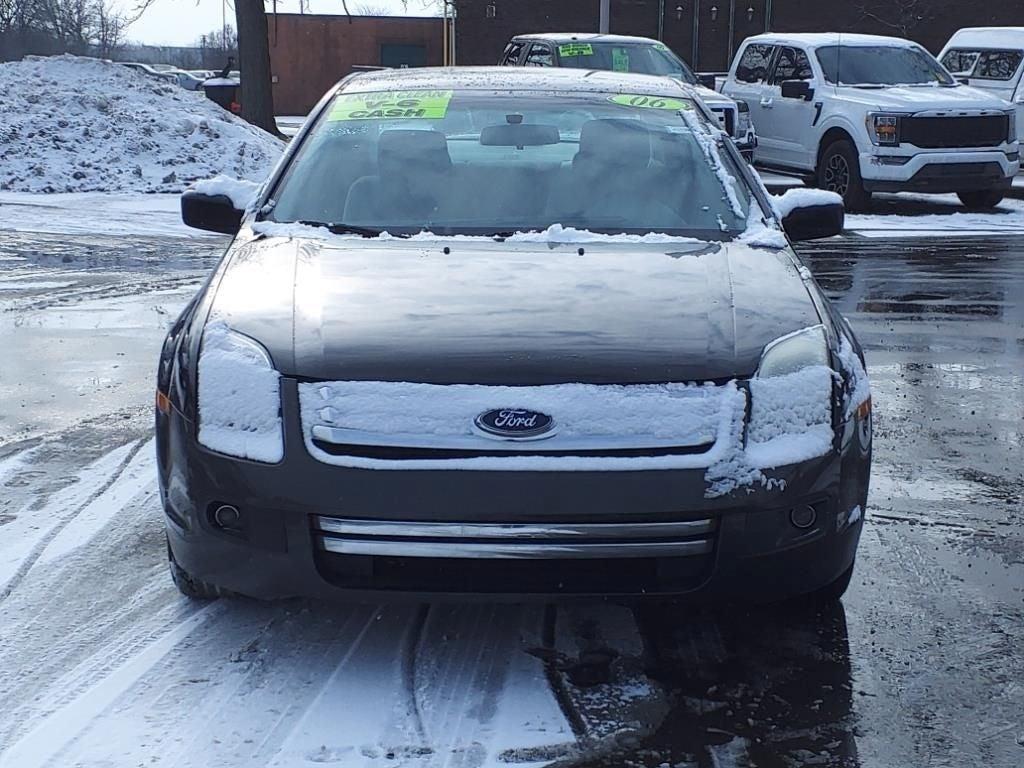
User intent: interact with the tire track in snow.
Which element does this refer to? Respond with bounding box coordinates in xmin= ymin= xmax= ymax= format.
xmin=0 ymin=437 xmax=147 ymax=603
xmin=0 ymin=602 xmax=222 ymax=768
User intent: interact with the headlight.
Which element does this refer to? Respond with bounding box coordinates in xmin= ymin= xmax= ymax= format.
xmin=866 ymin=113 xmax=902 ymax=146
xmin=735 ymin=100 xmax=751 ymax=134
xmin=746 ymin=326 xmax=833 ymax=465
xmin=756 ymin=325 xmax=829 ymax=378
xmin=1007 ymin=109 xmax=1017 ymax=143
xmin=197 ymin=321 xmax=284 ymax=463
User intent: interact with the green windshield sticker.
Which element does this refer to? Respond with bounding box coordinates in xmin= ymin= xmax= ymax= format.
xmin=558 ymin=43 xmax=593 ymax=57
xmin=328 ymin=90 xmax=453 ymax=121
xmin=612 ymin=47 xmax=630 ymax=72
xmin=654 ymin=42 xmax=670 ymax=53
xmin=608 ymin=94 xmax=691 ymax=111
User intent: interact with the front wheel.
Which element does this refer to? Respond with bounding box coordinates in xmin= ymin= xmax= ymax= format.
xmin=957 ymin=189 xmax=1005 ymax=210
xmin=167 ymin=537 xmax=229 ymax=600
xmin=817 ymin=140 xmax=871 ymax=212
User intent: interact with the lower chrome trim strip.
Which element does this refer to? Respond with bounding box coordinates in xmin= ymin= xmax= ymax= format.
xmin=315 ymin=516 xmax=716 ymax=540
xmin=317 ymin=537 xmax=713 ymax=559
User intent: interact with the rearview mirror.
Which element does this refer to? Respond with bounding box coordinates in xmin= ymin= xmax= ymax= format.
xmin=780 ymin=80 xmax=814 ymax=101
xmin=777 ymin=189 xmax=844 ymax=242
xmin=480 ymin=123 xmax=560 ymax=147
xmin=181 ymin=191 xmax=243 ymax=234
xmin=697 ymin=73 xmax=717 ymax=90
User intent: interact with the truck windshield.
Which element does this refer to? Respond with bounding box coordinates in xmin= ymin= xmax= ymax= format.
xmin=941 ymin=48 xmax=1023 ymax=81
xmin=266 ymin=89 xmax=751 ymax=240
xmin=816 ymin=45 xmax=955 ymax=86
xmin=555 ymin=42 xmax=698 ymax=85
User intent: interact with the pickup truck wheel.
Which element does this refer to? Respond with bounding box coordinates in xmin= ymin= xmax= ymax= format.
xmin=957 ymin=190 xmax=1005 ymax=210
xmin=818 ymin=140 xmax=871 ymax=211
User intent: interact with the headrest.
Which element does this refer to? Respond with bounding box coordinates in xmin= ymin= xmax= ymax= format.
xmin=377 ymin=129 xmax=451 ymax=172
xmin=576 ymin=119 xmax=652 ymax=168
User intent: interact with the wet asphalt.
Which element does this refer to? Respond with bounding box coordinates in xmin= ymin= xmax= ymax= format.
xmin=0 ymin=221 xmax=1022 ymax=767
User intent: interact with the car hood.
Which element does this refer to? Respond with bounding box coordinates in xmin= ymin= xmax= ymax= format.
xmin=207 ymin=233 xmax=822 ymax=385
xmin=834 ymin=83 xmax=1012 ymax=112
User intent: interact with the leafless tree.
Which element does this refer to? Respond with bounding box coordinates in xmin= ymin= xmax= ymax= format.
xmin=353 ymin=2 xmax=391 ymax=14
xmin=852 ymin=0 xmax=940 ymax=39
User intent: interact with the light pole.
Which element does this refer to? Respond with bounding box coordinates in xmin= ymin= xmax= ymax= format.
xmin=599 ymin=0 xmax=610 ymax=33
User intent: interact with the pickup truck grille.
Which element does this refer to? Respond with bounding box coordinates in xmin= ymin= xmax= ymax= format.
xmin=710 ymin=105 xmax=736 ymax=137
xmin=900 ymin=115 xmax=1008 ymax=149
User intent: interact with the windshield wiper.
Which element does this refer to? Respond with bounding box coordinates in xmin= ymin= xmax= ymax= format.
xmin=297 ymin=220 xmax=385 ymax=237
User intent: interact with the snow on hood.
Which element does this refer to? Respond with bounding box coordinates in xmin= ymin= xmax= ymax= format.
xmin=0 ymin=55 xmax=283 ymax=194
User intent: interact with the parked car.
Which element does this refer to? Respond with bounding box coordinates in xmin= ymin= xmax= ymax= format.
xmin=164 ymin=68 xmax=205 ymax=91
xmin=161 ymin=67 xmax=870 ymax=605
xmin=120 ymin=62 xmax=178 ymax=85
xmin=500 ymin=33 xmax=757 ymax=159
xmin=722 ymin=33 xmax=1020 ymax=209
xmin=940 ymin=27 xmax=1024 ymax=143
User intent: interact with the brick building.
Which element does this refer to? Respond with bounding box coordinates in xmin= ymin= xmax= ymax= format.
xmin=268 ymin=14 xmax=444 ymax=115
xmin=452 ymin=0 xmax=1024 ymax=72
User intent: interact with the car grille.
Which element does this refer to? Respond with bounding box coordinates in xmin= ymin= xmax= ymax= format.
xmin=312 ymin=516 xmax=718 ymax=594
xmin=711 ymin=105 xmax=736 ymax=137
xmin=900 ymin=115 xmax=1008 ymax=149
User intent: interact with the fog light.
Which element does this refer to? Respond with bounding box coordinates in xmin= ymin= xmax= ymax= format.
xmin=789 ymin=504 xmax=817 ymax=529
xmin=212 ymin=503 xmax=242 ymax=530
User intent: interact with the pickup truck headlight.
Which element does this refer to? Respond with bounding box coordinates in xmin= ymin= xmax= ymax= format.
xmin=735 ymin=99 xmax=751 ymax=135
xmin=1007 ymin=109 xmax=1017 ymax=143
xmin=197 ymin=321 xmax=284 ymax=463
xmin=866 ymin=113 xmax=902 ymax=147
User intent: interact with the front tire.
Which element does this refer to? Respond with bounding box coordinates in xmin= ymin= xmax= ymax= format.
xmin=167 ymin=537 xmax=228 ymax=600
xmin=818 ymin=139 xmax=871 ymax=211
xmin=957 ymin=189 xmax=1005 ymax=210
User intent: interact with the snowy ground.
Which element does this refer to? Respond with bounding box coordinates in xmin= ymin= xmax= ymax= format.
xmin=0 ymin=202 xmax=1021 ymax=767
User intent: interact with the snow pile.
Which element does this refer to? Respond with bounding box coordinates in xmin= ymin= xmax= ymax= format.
xmin=197 ymin=321 xmax=283 ymax=463
xmin=772 ymin=188 xmax=843 ymax=218
xmin=190 ymin=174 xmax=262 ymax=210
xmin=0 ymin=55 xmax=283 ymax=193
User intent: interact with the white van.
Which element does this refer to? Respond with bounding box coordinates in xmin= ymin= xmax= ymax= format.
xmin=940 ymin=28 xmax=1024 ymax=142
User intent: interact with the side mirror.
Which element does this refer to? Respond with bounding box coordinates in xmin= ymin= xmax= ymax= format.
xmin=181 ymin=191 xmax=243 ymax=235
xmin=780 ymin=80 xmax=814 ymax=101
xmin=697 ymin=73 xmax=718 ymax=90
xmin=777 ymin=189 xmax=844 ymax=242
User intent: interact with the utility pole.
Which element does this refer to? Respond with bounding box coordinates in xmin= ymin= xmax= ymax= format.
xmin=599 ymin=0 xmax=610 ymax=33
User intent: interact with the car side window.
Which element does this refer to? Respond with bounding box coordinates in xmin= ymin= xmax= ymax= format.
xmin=501 ymin=41 xmax=525 ymax=66
xmin=770 ymin=46 xmax=813 ymax=84
xmin=735 ymin=43 xmax=775 ymax=83
xmin=524 ymin=43 xmax=554 ymax=68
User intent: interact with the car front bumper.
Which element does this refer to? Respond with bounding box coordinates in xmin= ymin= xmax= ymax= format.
xmin=159 ymin=381 xmax=870 ymax=603
xmin=860 ymin=148 xmax=1019 ymax=193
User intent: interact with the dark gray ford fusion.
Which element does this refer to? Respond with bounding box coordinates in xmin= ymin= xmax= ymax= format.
xmin=158 ymin=68 xmax=871 ymax=603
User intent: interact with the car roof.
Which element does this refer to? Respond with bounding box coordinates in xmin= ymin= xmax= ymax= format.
xmin=741 ymin=32 xmax=922 ymax=50
xmin=943 ymin=27 xmax=1024 ymax=50
xmin=512 ymin=33 xmax=663 ymax=45
xmin=341 ymin=66 xmax=695 ymax=98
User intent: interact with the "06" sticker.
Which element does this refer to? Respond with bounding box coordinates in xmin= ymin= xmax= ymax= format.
xmin=608 ymin=94 xmax=691 ymax=111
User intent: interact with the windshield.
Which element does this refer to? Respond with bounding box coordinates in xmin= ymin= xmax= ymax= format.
xmin=554 ymin=42 xmax=698 ymax=84
xmin=941 ymin=48 xmax=1023 ymax=80
xmin=267 ymin=89 xmax=751 ymax=239
xmin=816 ymin=45 xmax=955 ymax=86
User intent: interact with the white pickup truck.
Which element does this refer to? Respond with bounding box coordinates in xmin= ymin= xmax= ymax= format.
xmin=722 ymin=33 xmax=1019 ymax=209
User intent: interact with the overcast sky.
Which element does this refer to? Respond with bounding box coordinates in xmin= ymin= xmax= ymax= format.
xmin=118 ymin=0 xmax=439 ymax=46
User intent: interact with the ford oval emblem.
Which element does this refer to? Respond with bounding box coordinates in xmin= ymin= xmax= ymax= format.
xmin=474 ymin=408 xmax=555 ymax=440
